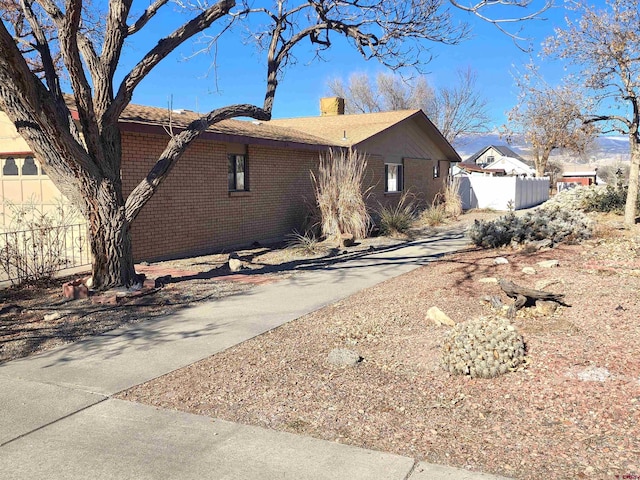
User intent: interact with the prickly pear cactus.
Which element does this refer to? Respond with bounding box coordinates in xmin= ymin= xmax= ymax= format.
xmin=441 ymin=317 xmax=526 ymax=378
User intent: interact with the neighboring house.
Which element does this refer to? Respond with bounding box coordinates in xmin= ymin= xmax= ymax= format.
xmin=558 ymin=168 xmax=599 ymax=190
xmin=484 ymin=156 xmax=536 ymax=177
xmin=1 ymin=97 xmax=460 ymax=261
xmin=0 ymin=112 xmax=62 ymax=226
xmin=466 ymin=145 xmax=527 ymax=168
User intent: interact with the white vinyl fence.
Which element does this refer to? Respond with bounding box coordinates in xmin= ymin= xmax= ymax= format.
xmin=458 ymin=176 xmax=549 ymax=211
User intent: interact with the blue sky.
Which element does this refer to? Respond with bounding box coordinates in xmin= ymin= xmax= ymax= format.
xmin=124 ymin=1 xmax=588 ymax=129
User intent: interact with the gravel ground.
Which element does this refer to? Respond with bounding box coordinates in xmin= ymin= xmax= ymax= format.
xmin=120 ymin=216 xmax=640 ymax=480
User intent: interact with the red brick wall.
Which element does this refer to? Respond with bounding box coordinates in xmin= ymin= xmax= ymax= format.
xmin=121 ymin=131 xmax=319 ymax=261
xmin=121 ymin=129 xmax=452 ymax=262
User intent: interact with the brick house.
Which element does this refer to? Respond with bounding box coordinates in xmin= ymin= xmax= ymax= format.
xmin=1 ymin=97 xmax=460 ymax=261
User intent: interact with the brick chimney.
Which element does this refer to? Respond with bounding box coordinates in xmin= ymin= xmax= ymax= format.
xmin=320 ymin=97 xmax=345 ymax=116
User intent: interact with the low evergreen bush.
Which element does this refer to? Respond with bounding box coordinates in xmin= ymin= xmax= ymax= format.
xmin=468 ymin=205 xmax=592 ymax=249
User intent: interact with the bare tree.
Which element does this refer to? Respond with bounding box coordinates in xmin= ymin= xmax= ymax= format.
xmin=504 ymin=66 xmax=597 ymax=177
xmin=0 ymin=0 xmax=551 ymax=289
xmin=544 ymin=0 xmax=640 ymax=227
xmin=327 ymin=68 xmax=490 ymax=142
xmin=431 ymin=67 xmax=492 ymax=142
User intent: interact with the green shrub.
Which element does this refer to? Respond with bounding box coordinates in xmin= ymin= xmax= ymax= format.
xmin=582 ymin=184 xmax=639 ymax=214
xmin=467 ymin=205 xmax=592 ymax=249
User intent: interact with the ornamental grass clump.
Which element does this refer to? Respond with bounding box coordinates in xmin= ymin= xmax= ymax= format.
xmin=376 ymin=191 xmax=417 ymax=235
xmin=312 ymin=148 xmax=371 ymax=242
xmin=443 ymin=177 xmax=463 ymax=219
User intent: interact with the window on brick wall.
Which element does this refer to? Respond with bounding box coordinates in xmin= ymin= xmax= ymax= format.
xmin=385 ymin=163 xmax=403 ymax=192
xmin=228 ymin=154 xmax=248 ymax=191
xmin=433 ymin=160 xmax=440 ymax=179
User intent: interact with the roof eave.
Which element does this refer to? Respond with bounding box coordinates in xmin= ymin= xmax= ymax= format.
xmin=119 ymin=121 xmax=337 ymax=151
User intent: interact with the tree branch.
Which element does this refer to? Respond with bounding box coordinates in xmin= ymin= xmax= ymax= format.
xmin=127 ymin=0 xmax=169 ymax=35
xmin=124 ymin=103 xmax=269 ymax=223
xmin=110 ymin=0 xmax=235 ymax=124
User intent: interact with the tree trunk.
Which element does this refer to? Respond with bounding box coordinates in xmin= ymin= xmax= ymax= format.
xmin=624 ymin=138 xmax=640 ymax=228
xmin=86 ymin=178 xmax=137 ymax=289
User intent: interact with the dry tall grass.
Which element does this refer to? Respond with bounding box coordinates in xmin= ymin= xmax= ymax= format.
xmin=443 ymin=177 xmax=463 ymax=219
xmin=312 ymin=149 xmax=371 ymax=241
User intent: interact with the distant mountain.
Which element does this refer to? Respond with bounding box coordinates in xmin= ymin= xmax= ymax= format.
xmin=453 ymin=133 xmax=630 ymax=164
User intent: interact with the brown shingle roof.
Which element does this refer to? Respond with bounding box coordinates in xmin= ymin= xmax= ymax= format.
xmin=63 ymin=95 xmax=334 ymax=148
xmin=269 ymin=109 xmax=460 ymax=162
xmin=269 ymin=109 xmax=420 ymax=146
xmin=119 ymin=103 xmax=334 ymax=147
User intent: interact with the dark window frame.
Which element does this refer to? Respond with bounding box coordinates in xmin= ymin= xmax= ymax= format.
xmin=384 ymin=162 xmax=404 ymax=193
xmin=433 ymin=160 xmax=440 ymax=179
xmin=228 ymin=154 xmax=248 ymax=191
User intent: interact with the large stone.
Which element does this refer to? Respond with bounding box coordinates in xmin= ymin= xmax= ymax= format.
xmin=494 ymin=257 xmax=509 ymax=265
xmin=327 ymin=348 xmax=362 ymax=367
xmin=478 ymin=277 xmax=498 ymax=284
xmin=529 ymin=238 xmax=553 ymax=250
xmin=228 ymin=258 xmax=243 ymax=272
xmin=537 ymin=259 xmax=560 ymax=268
xmin=340 ymin=233 xmax=355 ymax=248
xmin=535 ymin=300 xmax=558 ymax=316
xmin=63 ymin=279 xmax=89 ymax=300
xmin=522 ymin=267 xmax=537 ymax=275
xmin=577 ymin=366 xmax=611 ymax=382
xmin=43 ymin=312 xmax=64 ymax=322
xmin=426 ymin=306 xmax=455 ymax=327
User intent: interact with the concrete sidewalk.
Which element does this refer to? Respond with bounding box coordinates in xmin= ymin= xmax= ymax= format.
xmin=0 ymin=228 xmax=510 ymax=480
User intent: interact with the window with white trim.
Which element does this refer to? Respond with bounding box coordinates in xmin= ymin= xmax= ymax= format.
xmin=228 ymin=154 xmax=248 ymax=191
xmin=385 ymin=163 xmax=403 ymax=192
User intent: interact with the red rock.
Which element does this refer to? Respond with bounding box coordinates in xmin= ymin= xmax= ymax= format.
xmin=63 ymin=279 xmax=89 ymax=300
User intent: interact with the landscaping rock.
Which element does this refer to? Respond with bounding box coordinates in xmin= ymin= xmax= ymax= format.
xmin=537 ymin=260 xmax=560 ymax=268
xmin=529 ymin=239 xmax=553 ymax=250
xmin=478 ymin=277 xmax=498 ymax=284
xmin=228 ymin=258 xmax=243 ymax=272
xmin=577 ymin=366 xmax=611 ymax=382
xmin=340 ymin=233 xmax=355 ymax=248
xmin=494 ymin=257 xmax=509 ymax=265
xmin=426 ymin=306 xmax=455 ymax=327
xmin=327 ymin=348 xmax=362 ymax=367
xmin=522 ymin=267 xmax=537 ymax=275
xmin=43 ymin=312 xmax=64 ymax=322
xmin=63 ymin=279 xmax=89 ymax=300
xmin=535 ymin=300 xmax=558 ymax=316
